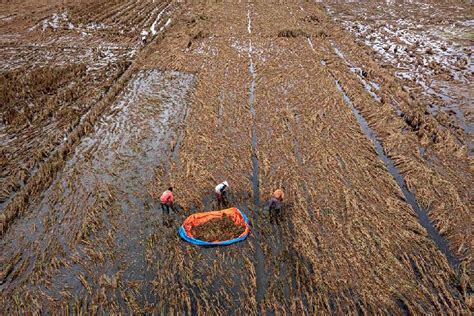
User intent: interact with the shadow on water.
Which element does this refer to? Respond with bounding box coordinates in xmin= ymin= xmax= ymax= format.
xmin=250 ymin=55 xmax=267 ymax=305
xmin=283 ymin=103 xmax=317 ymax=223
xmin=247 ymin=1 xmax=267 ymax=304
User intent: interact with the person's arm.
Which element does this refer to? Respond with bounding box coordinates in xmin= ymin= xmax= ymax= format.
xmin=220 ymin=184 xmax=227 ymax=193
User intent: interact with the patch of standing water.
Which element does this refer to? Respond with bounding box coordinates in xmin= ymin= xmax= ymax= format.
xmin=247 ymin=1 xmax=267 ymax=304
xmin=76 ymin=69 xmax=194 ymax=281
xmin=0 ymin=70 xmax=196 ymax=306
xmin=325 ymin=3 xmax=473 ymax=149
xmin=249 ymin=61 xmax=259 ymax=210
xmin=70 ymin=70 xmax=193 ymax=305
xmin=0 ymin=46 xmax=136 ymax=214
xmin=331 ymin=42 xmax=385 ymax=104
xmin=150 ymin=3 xmax=171 ymax=36
xmin=331 ymin=77 xmax=459 ymax=269
xmin=314 ymin=40 xmax=458 ymax=268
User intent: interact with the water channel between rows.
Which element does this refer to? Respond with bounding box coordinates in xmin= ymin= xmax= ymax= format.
xmin=307 ymin=38 xmax=459 ymax=268
xmin=246 ymin=1 xmax=267 ymax=305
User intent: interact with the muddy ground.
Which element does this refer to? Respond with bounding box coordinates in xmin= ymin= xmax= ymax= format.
xmin=1 ymin=0 xmax=472 ymax=314
xmin=0 ymin=0 xmax=173 ymax=210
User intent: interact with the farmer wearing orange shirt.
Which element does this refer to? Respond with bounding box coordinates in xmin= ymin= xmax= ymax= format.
xmin=160 ymin=187 xmax=174 ymax=215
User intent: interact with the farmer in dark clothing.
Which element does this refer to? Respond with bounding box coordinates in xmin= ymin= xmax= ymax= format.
xmin=268 ymin=189 xmax=284 ymax=223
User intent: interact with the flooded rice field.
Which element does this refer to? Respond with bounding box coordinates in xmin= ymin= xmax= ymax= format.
xmin=1 ymin=69 xmax=195 ymax=312
xmin=1 ymin=0 xmax=473 ymax=314
xmin=325 ymin=0 xmax=473 ymax=150
xmin=0 ymin=0 xmax=176 ymax=225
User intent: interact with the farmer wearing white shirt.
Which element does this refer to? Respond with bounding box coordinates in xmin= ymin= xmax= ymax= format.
xmin=215 ymin=181 xmax=229 ymax=208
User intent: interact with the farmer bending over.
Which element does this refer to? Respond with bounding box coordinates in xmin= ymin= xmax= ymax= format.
xmin=160 ymin=187 xmax=174 ymax=215
xmin=215 ymin=181 xmax=229 ymax=208
xmin=268 ymin=189 xmax=284 ymax=223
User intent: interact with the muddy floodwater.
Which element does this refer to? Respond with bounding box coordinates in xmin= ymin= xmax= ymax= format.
xmin=1 ymin=70 xmax=195 ymax=310
xmin=1 ymin=0 xmax=472 ymax=314
xmin=325 ymin=0 xmax=473 ymax=151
